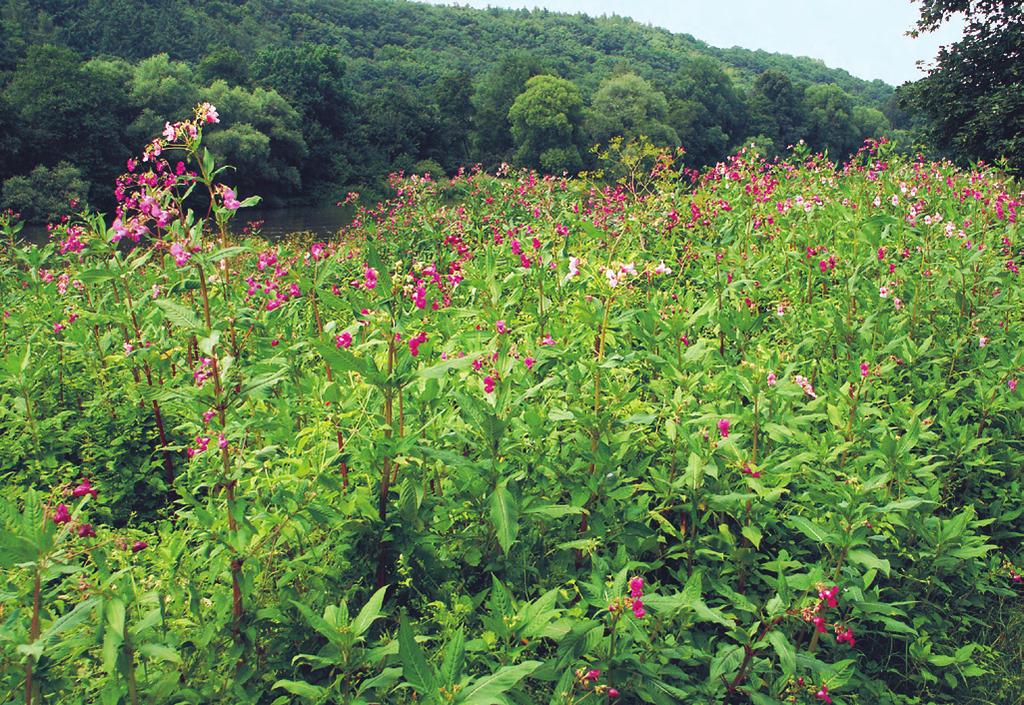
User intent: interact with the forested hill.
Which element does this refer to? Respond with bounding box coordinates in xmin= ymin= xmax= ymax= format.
xmin=0 ymin=0 xmax=907 ymax=220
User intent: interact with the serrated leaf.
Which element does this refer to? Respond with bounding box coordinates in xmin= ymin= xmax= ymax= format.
xmin=398 ymin=613 xmax=436 ymax=696
xmin=352 ymin=585 xmax=389 ymax=637
xmin=490 ymin=481 xmax=519 ymax=555
xmin=456 ymin=661 xmax=541 ymax=705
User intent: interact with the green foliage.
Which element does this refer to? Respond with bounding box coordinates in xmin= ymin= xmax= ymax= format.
xmin=585 ymin=73 xmax=678 ymax=149
xmin=1 ymin=162 xmax=89 ymax=222
xmin=899 ymin=0 xmax=1024 ymax=170
xmin=1 ymin=112 xmax=1023 ymax=704
xmin=0 ymin=0 xmax=907 ymax=219
xmin=509 ymin=74 xmax=585 ymax=173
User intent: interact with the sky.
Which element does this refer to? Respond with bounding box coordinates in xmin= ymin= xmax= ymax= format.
xmin=416 ymin=0 xmax=964 ymax=85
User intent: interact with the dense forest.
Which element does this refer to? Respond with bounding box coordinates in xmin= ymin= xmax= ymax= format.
xmin=0 ymin=0 xmax=907 ymax=220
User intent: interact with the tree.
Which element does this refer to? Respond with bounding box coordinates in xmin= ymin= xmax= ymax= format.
xmin=747 ymin=69 xmax=806 ymax=153
xmin=666 ymin=57 xmax=747 ymax=166
xmin=585 ymin=73 xmax=678 ymax=149
xmin=1 ymin=162 xmax=89 ymax=222
xmin=899 ymin=0 xmax=1023 ymax=169
xmin=803 ymin=83 xmax=859 ymax=159
xmin=4 ymin=44 xmax=132 ymax=205
xmin=198 ymin=47 xmax=251 ymax=86
xmin=508 ymin=74 xmax=585 ymax=174
xmin=471 ymin=54 xmax=546 ymax=165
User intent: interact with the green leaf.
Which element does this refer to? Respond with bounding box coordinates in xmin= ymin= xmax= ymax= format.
xmin=137 ymin=643 xmax=183 ymax=665
xmin=440 ymin=628 xmax=465 ymax=687
xmin=351 ymin=585 xmax=389 ymax=637
xmin=154 ymin=299 xmax=203 ymax=332
xmin=767 ymin=629 xmax=795 ymax=677
xmin=398 ymin=612 xmax=436 ymax=697
xmin=787 ymin=516 xmax=834 ymax=545
xmin=456 ymin=661 xmax=541 ymax=705
xmin=847 ymin=548 xmax=891 ymax=577
xmin=489 ymin=481 xmax=519 ymax=555
xmin=272 ymin=679 xmax=327 ymax=701
xmin=741 ymin=525 xmax=763 ymax=549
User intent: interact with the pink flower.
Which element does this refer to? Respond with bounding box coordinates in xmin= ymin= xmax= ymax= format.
xmin=170 ymin=242 xmax=191 ymax=267
xmin=860 ymin=362 xmax=870 ymax=378
xmin=717 ymin=418 xmax=730 ymax=438
xmin=77 ymin=523 xmax=96 ymax=538
xmin=218 ymin=433 xmax=228 ymax=450
xmin=483 ymin=375 xmax=496 ymax=394
xmin=524 ymin=357 xmax=535 ymax=370
xmin=52 ymin=504 xmax=71 ymax=524
xmin=767 ymin=372 xmax=777 ymax=386
xmin=72 ymin=479 xmax=98 ymax=498
xmin=1009 ymin=379 xmax=1018 ymax=392
xmin=654 ymin=262 xmax=672 ymax=275
xmin=629 ymin=576 xmax=644 ymax=598
xmin=408 ymin=332 xmax=427 ymax=357
xmin=131 ymin=540 xmax=148 ymax=553
xmin=605 ymin=269 xmax=619 ymax=288
xmin=364 ymin=267 xmax=378 ymax=289
xmin=567 ymin=256 xmax=580 ymax=279
xmin=495 ymin=320 xmax=508 ymax=334
xmin=815 ymin=684 xmax=832 ymax=704
xmin=163 ymin=122 xmax=176 ymax=141
xmin=541 ymin=334 xmax=556 ymax=346
xmin=221 ymin=187 xmax=241 ymax=210
xmin=979 ymin=335 xmax=988 ymax=348
xmin=631 ymin=599 xmax=646 ymax=619
xmin=198 ymin=102 xmax=219 ymax=124
xmin=336 ymin=332 xmax=352 ymax=349
xmin=608 ymin=688 xmax=620 ymax=698
xmin=836 ymin=628 xmax=856 ymax=646
xmin=879 ymin=285 xmax=890 ymax=298
xmin=794 ymin=375 xmax=817 ymax=399
xmin=584 ymin=669 xmax=601 ymax=683
xmin=812 ymin=616 xmax=827 ymax=633
xmin=818 ymin=585 xmax=840 ymax=608
xmin=271 ymin=339 xmax=279 ymax=347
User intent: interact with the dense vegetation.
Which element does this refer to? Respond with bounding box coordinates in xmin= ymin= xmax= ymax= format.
xmin=1 ymin=104 xmax=1023 ymax=705
xmin=0 ymin=0 xmax=905 ymax=220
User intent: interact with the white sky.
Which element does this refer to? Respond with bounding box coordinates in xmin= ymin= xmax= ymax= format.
xmin=416 ymin=0 xmax=964 ymax=85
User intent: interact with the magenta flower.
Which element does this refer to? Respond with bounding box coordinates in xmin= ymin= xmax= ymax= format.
xmin=218 ymin=433 xmax=228 ymax=450
xmin=524 ymin=357 xmax=535 ymax=370
xmin=631 ymin=599 xmax=646 ymax=619
xmin=408 ymin=332 xmax=427 ymax=357
xmin=766 ymin=372 xmax=777 ymax=386
xmin=364 ymin=267 xmax=378 ymax=289
xmin=1009 ymin=379 xmax=1018 ymax=392
xmin=629 ymin=576 xmax=644 ymax=598
xmin=812 ymin=616 xmax=827 ymax=633
xmin=495 ymin=319 xmax=508 ymax=334
xmin=717 ymin=418 xmax=730 ymax=438
xmin=77 ymin=523 xmax=96 ymax=538
xmin=584 ymin=669 xmax=601 ymax=683
xmin=72 ymin=479 xmax=98 ymax=499
xmin=860 ymin=362 xmax=870 ymax=378
xmin=336 ymin=332 xmax=352 ymax=349
xmin=483 ymin=375 xmax=496 ymax=394
xmin=608 ymin=688 xmax=620 ymax=698
xmin=131 ymin=540 xmax=148 ymax=553
xmin=815 ymin=684 xmax=832 ymax=704
xmin=221 ymin=187 xmax=241 ymax=210
xmin=836 ymin=628 xmax=856 ymax=646
xmin=818 ymin=585 xmax=840 ymax=608
xmin=52 ymin=504 xmax=71 ymax=524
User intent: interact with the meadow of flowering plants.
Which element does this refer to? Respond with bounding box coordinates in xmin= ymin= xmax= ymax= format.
xmin=1 ymin=105 xmax=1023 ymax=705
